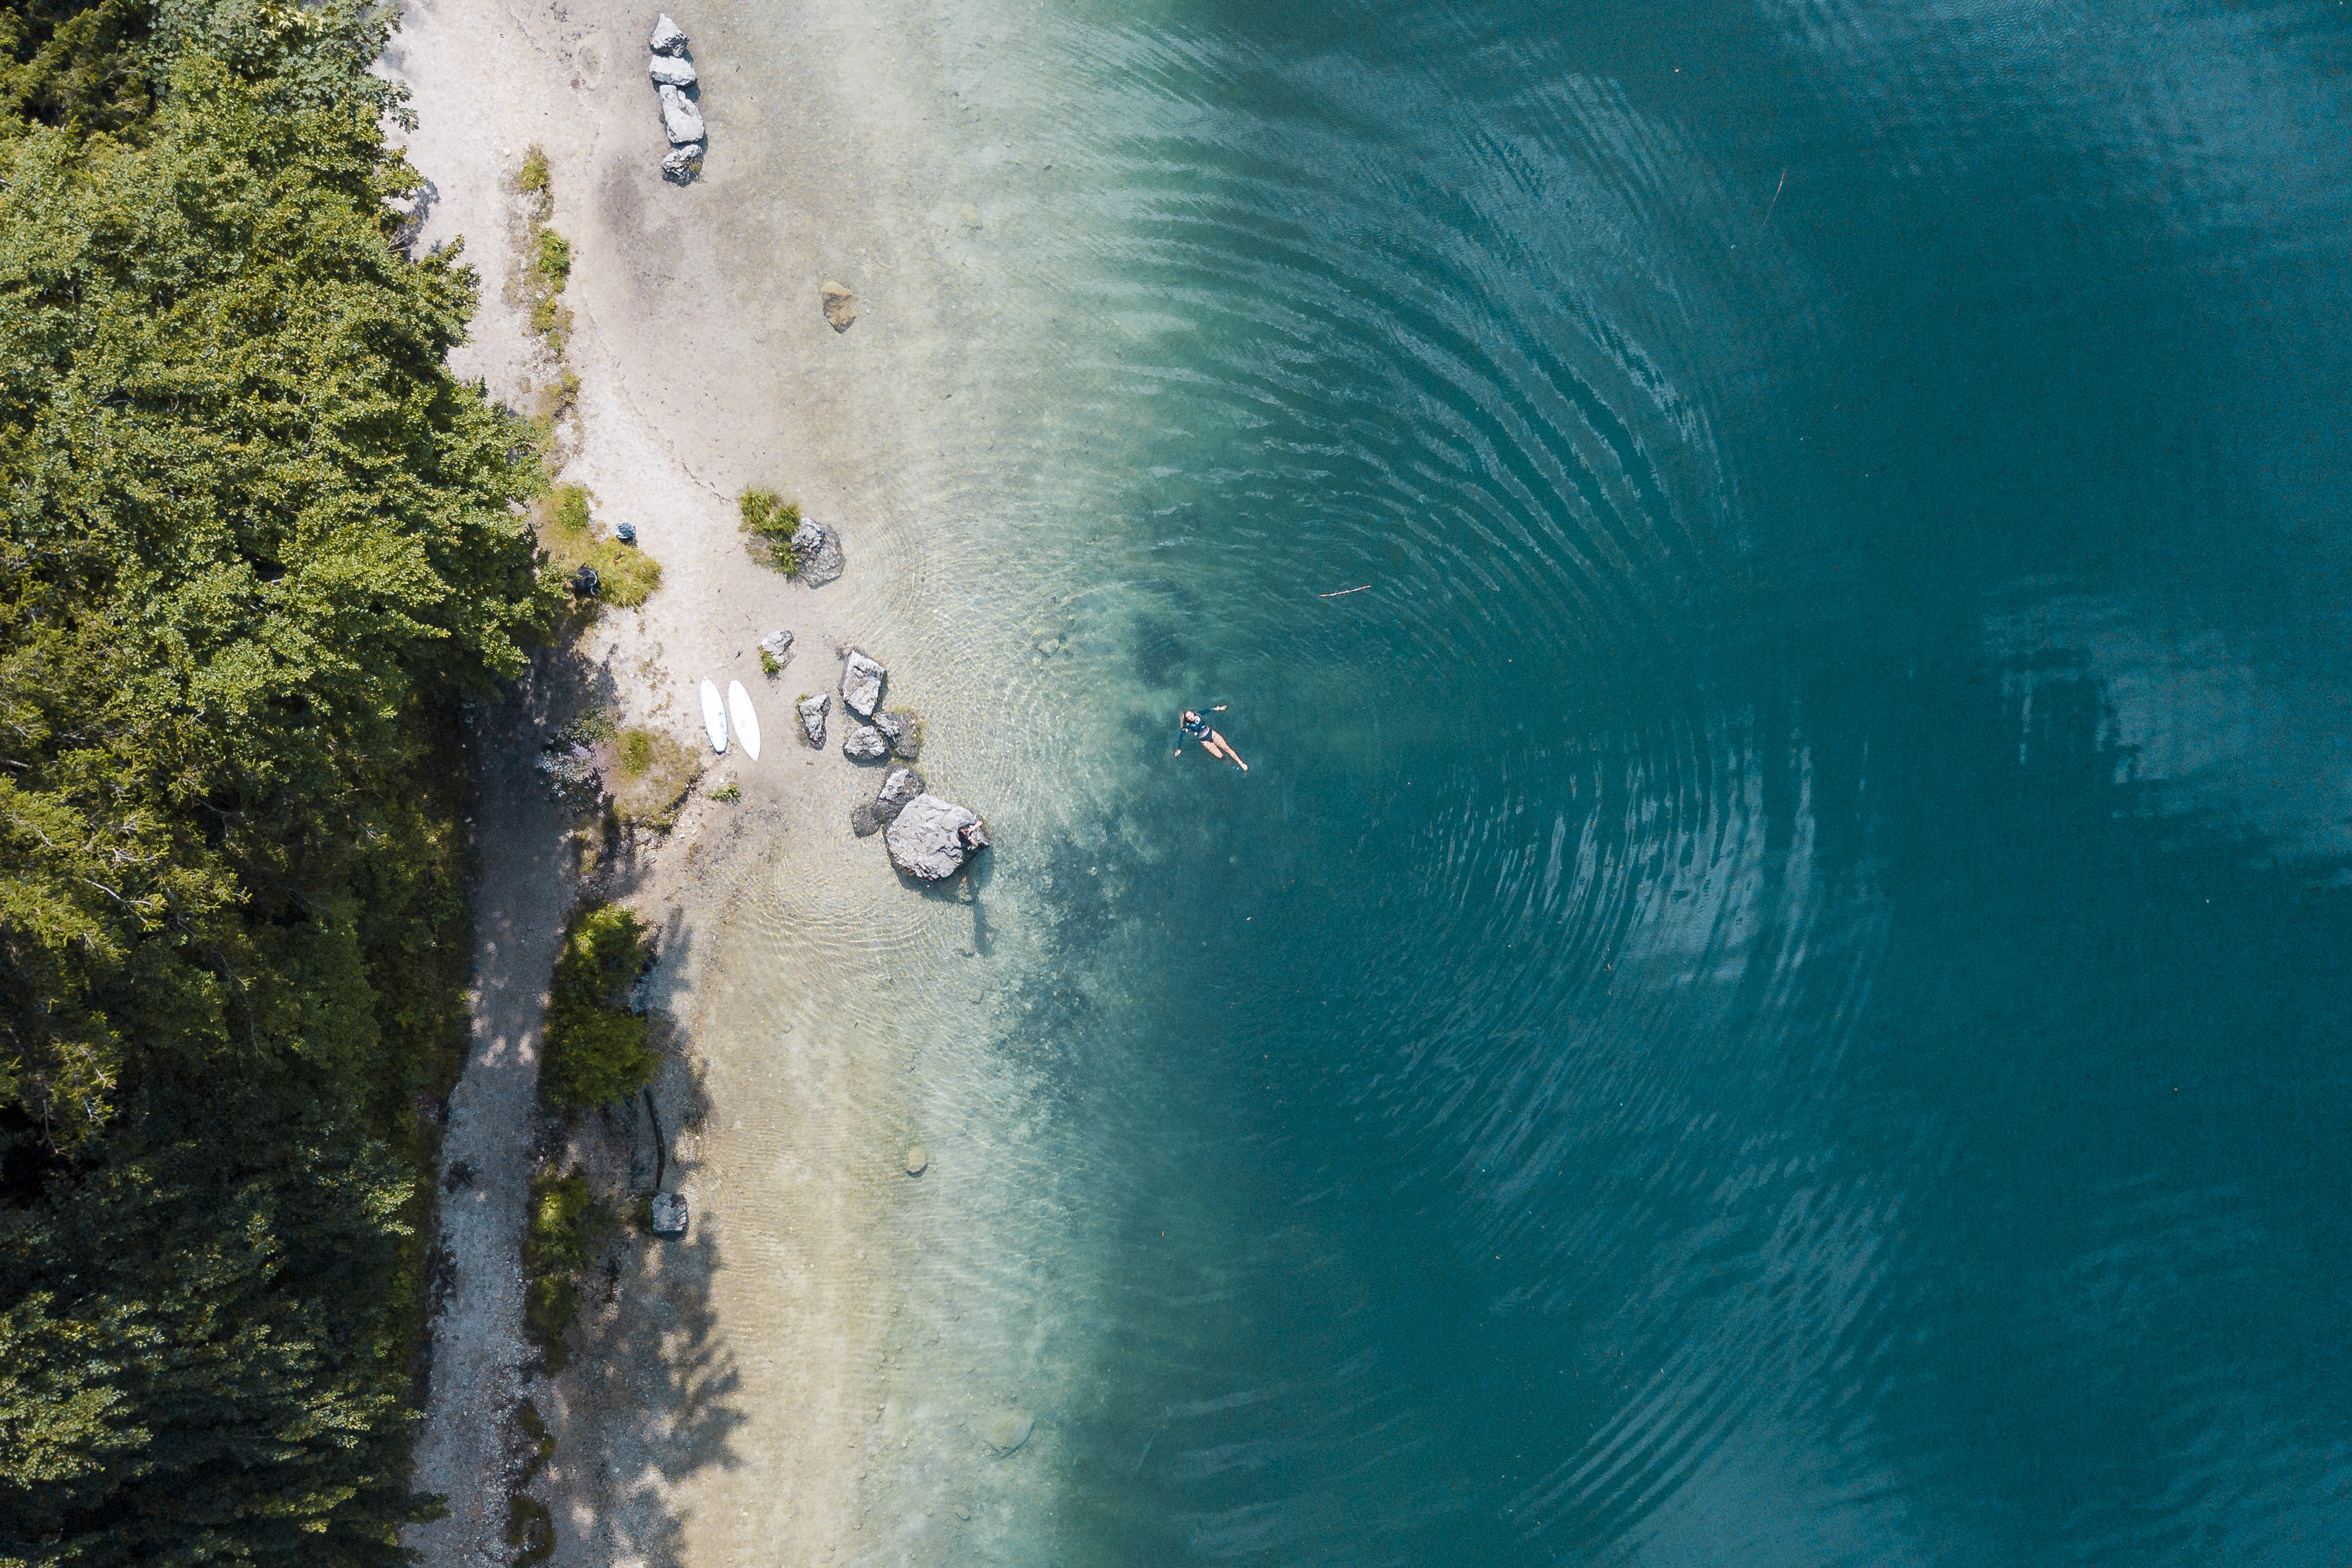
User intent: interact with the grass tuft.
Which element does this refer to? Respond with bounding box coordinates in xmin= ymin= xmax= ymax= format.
xmin=738 ymin=485 xmax=801 ymax=575
xmin=534 ymin=484 xmax=660 ymax=611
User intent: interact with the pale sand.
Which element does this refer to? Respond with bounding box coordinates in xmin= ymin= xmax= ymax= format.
xmin=390 ymin=2 xmax=1002 ymax=1563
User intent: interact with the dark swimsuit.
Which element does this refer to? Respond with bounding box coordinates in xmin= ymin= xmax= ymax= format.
xmin=1181 ymin=714 xmax=1212 ymax=741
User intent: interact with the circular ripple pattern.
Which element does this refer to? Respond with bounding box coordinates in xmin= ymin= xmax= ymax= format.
xmin=704 ymin=0 xmax=2352 ymax=1562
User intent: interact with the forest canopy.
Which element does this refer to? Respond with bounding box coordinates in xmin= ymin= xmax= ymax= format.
xmin=0 ymin=1 xmax=558 ymax=1562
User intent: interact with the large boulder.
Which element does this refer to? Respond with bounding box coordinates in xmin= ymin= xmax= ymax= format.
xmin=657 ymin=84 xmax=704 ymax=145
xmin=871 ymin=765 xmax=926 ymax=826
xmin=650 ymin=14 xmax=689 ymax=53
xmin=797 ymin=692 xmax=830 ymax=748
xmin=840 ymin=650 xmax=884 ymax=717
xmin=648 ymin=53 xmax=697 ymax=87
xmin=884 ymin=794 xmax=987 ymax=881
xmin=874 ymin=708 xmax=923 ymax=762
xmin=792 ymin=520 xmax=843 ymax=586
xmin=842 ymin=724 xmax=888 ymax=762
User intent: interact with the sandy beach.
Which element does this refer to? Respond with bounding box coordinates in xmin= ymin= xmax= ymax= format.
xmin=389 ymin=2 xmax=1012 ymax=1562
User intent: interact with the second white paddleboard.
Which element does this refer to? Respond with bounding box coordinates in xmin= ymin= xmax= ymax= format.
xmin=700 ymin=678 xmax=727 ymax=754
xmin=727 ymin=680 xmax=761 ymax=760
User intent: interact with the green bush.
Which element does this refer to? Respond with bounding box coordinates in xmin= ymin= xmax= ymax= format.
xmin=738 ymin=485 xmax=801 ymax=575
xmin=541 ymin=904 xmax=658 ymax=1109
xmin=515 ymin=144 xmax=550 ymax=195
xmin=535 ymin=226 xmax=571 ymax=284
xmin=521 ymin=1171 xmax=614 ymax=1373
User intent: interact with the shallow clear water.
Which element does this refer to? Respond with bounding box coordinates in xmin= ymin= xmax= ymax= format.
xmin=704 ymin=0 xmax=2352 ymax=1560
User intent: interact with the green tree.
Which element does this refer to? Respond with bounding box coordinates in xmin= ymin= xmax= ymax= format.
xmin=0 ymin=2 xmax=563 ymax=1561
xmin=539 ymin=904 xmax=657 ymax=1110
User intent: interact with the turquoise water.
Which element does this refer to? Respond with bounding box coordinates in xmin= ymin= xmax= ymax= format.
xmin=770 ymin=0 xmax=2352 ymax=1560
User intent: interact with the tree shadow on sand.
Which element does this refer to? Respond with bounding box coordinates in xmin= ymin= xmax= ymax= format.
xmin=550 ymin=1047 xmax=743 ymax=1566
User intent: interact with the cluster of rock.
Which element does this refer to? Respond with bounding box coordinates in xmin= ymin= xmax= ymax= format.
xmin=648 ymin=15 xmax=704 ymax=183
xmin=832 ymin=649 xmax=988 ymax=879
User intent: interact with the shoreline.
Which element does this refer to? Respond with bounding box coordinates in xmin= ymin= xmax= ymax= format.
xmin=390 ymin=2 xmax=986 ymax=1562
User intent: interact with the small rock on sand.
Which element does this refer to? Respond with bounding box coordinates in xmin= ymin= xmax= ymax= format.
xmin=820 ymin=280 xmax=856 ymax=332
xmin=840 ymin=650 xmax=884 ymax=718
xmin=904 ymin=1145 xmax=928 ymax=1176
xmin=978 ymin=1410 xmax=1033 ymax=1454
xmin=661 ymin=142 xmax=704 ymax=184
xmin=791 ymin=519 xmax=843 ymax=586
xmin=650 ymin=13 xmax=689 ymax=53
xmin=884 ymin=794 xmax=987 ymax=881
xmin=650 ymin=1192 xmax=688 ymax=1237
xmin=797 ymin=692 xmax=830 ymax=748
xmin=648 ymin=53 xmax=697 ymax=87
xmin=657 ymin=83 xmax=704 ymax=145
xmin=759 ymin=629 xmax=792 ymax=670
xmin=842 ymin=725 xmax=888 ymax=762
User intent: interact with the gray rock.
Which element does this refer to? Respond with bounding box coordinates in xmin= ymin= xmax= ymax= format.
xmin=874 ymin=708 xmax=924 ymax=762
xmin=978 ymin=1410 xmax=1033 ymax=1454
xmin=792 ymin=520 xmax=843 ymax=586
xmin=759 ymin=629 xmax=793 ymax=670
xmin=660 ymin=141 xmax=704 ymax=184
xmin=840 ymin=650 xmax=884 ymax=717
xmin=849 ymin=802 xmax=881 ymax=837
xmin=871 ymin=765 xmax=926 ymax=826
xmin=884 ymin=793 xmax=987 ymax=881
xmin=650 ymin=13 xmax=689 ymax=53
xmin=650 ymin=1192 xmax=688 ymax=1237
xmin=904 ymin=1145 xmax=928 ymax=1176
xmin=648 ymin=53 xmax=697 ymax=87
xmin=797 ymin=692 xmax=830 ymax=748
xmin=820 ymin=279 xmax=856 ymax=331
xmin=842 ymin=725 xmax=888 ymax=762
xmin=657 ymin=83 xmax=704 ymax=145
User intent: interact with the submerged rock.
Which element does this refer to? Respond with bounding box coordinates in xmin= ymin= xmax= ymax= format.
xmin=978 ymin=1410 xmax=1033 ymax=1454
xmin=884 ymin=794 xmax=987 ymax=881
xmin=840 ymin=650 xmax=884 ymax=717
xmin=874 ymin=708 xmax=924 ymax=762
xmin=820 ymin=279 xmax=856 ymax=332
xmin=657 ymin=83 xmax=704 ymax=145
xmin=792 ymin=519 xmax=843 ymax=586
xmin=648 ymin=53 xmax=697 ymax=87
xmin=871 ymin=765 xmax=926 ymax=827
xmin=650 ymin=13 xmax=689 ymax=53
xmin=904 ymin=1145 xmax=928 ymax=1176
xmin=842 ymin=724 xmax=888 ymax=762
xmin=759 ymin=628 xmax=793 ymax=670
xmin=650 ymin=1192 xmax=688 ymax=1237
xmin=797 ymin=692 xmax=830 ymax=748
xmin=660 ymin=141 xmax=704 ymax=184
xmin=849 ymin=802 xmax=881 ymax=837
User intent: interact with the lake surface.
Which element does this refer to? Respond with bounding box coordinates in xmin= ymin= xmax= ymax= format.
xmin=713 ymin=0 xmax=2352 ymax=1559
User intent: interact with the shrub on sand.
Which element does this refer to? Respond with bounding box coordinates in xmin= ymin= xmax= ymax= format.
xmin=738 ymin=485 xmax=800 ymax=575
xmin=541 ymin=904 xmax=658 ymax=1110
xmin=609 ymin=726 xmax=697 ymax=830
xmin=535 ymin=483 xmax=660 ymax=609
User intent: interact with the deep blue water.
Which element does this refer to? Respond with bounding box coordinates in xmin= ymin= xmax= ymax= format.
xmin=920 ymin=0 xmax=2352 ymax=1559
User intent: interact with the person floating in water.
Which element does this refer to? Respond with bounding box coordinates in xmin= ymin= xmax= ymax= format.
xmin=1177 ymin=708 xmax=1247 ymax=771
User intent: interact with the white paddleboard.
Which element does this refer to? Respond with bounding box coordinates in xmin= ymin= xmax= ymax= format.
xmin=727 ymin=680 xmax=762 ymax=761
xmin=700 ymin=678 xmax=727 ymax=754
